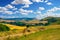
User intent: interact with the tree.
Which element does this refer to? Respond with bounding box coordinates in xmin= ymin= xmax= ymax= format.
xmin=26 ymin=25 xmax=30 ymax=28
xmin=0 ymin=24 xmax=10 ymax=32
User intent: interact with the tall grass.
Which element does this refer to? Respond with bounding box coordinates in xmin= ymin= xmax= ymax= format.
xmin=2 ymin=28 xmax=60 ymax=40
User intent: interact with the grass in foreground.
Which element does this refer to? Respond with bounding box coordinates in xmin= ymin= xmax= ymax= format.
xmin=5 ymin=28 xmax=60 ymax=40
xmin=0 ymin=24 xmax=60 ymax=40
xmin=20 ymin=28 xmax=60 ymax=40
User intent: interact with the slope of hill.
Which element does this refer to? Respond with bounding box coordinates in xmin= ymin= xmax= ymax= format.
xmin=20 ymin=28 xmax=60 ymax=40
xmin=4 ymin=25 xmax=60 ymax=40
xmin=2 ymin=18 xmax=35 ymax=21
xmin=41 ymin=17 xmax=60 ymax=25
xmin=41 ymin=17 xmax=60 ymax=21
xmin=4 ymin=24 xmax=26 ymax=30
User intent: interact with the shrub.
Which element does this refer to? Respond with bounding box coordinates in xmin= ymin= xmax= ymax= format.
xmin=0 ymin=24 xmax=10 ymax=32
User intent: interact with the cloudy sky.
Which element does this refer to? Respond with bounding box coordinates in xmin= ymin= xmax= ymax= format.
xmin=0 ymin=0 xmax=60 ymax=19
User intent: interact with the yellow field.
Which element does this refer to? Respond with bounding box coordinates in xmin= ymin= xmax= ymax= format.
xmin=44 ymin=25 xmax=60 ymax=29
xmin=18 ymin=25 xmax=60 ymax=40
xmin=4 ymin=24 xmax=60 ymax=31
xmin=0 ymin=23 xmax=60 ymax=40
xmin=5 ymin=24 xmax=26 ymax=30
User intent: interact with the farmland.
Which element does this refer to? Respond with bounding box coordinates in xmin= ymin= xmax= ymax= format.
xmin=0 ymin=17 xmax=60 ymax=40
xmin=5 ymin=24 xmax=26 ymax=30
xmin=7 ymin=25 xmax=60 ymax=40
xmin=0 ymin=23 xmax=60 ymax=40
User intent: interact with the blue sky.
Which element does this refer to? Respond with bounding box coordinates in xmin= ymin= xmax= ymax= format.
xmin=0 ymin=0 xmax=60 ymax=19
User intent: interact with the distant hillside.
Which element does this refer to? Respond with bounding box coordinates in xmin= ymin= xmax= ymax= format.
xmin=0 ymin=18 xmax=3 ymax=20
xmin=0 ymin=18 xmax=36 ymax=23
xmin=41 ymin=17 xmax=60 ymax=20
xmin=41 ymin=17 xmax=60 ymax=25
xmin=2 ymin=18 xmax=35 ymax=21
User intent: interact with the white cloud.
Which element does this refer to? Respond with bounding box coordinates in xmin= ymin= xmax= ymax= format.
xmin=12 ymin=8 xmax=17 ymax=10
xmin=14 ymin=11 xmax=19 ymax=13
xmin=19 ymin=8 xmax=33 ymax=15
xmin=34 ymin=10 xmax=44 ymax=19
xmin=0 ymin=4 xmax=18 ymax=14
xmin=34 ymin=11 xmax=41 ymax=14
xmin=39 ymin=7 xmax=45 ymax=10
xmin=22 ymin=5 xmax=29 ymax=8
xmin=47 ymin=2 xmax=52 ymax=5
xmin=32 ymin=0 xmax=49 ymax=3
xmin=5 ymin=4 xmax=14 ymax=9
xmin=32 ymin=0 xmax=52 ymax=6
xmin=45 ymin=0 xmax=48 ymax=3
xmin=34 ymin=7 xmax=45 ymax=19
xmin=0 ymin=7 xmax=8 ymax=12
xmin=47 ymin=7 xmax=60 ymax=13
xmin=4 ymin=11 xmax=13 ymax=14
xmin=0 ymin=7 xmax=13 ymax=14
xmin=37 ymin=11 xmax=41 ymax=14
xmin=5 ymin=4 xmax=17 ymax=10
xmin=32 ymin=0 xmax=44 ymax=2
xmin=11 ymin=0 xmax=32 ymax=9
xmin=11 ymin=0 xmax=32 ymax=5
xmin=36 ymin=13 xmax=44 ymax=19
xmin=36 ymin=7 xmax=60 ymax=20
xmin=46 ymin=7 xmax=60 ymax=17
xmin=45 ymin=13 xmax=60 ymax=17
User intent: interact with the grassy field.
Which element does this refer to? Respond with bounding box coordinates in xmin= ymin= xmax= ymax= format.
xmin=2 ymin=25 xmax=60 ymax=40
xmin=19 ymin=28 xmax=60 ymax=40
xmin=0 ymin=24 xmax=26 ymax=37
xmin=5 ymin=24 xmax=26 ymax=30
xmin=0 ymin=23 xmax=60 ymax=40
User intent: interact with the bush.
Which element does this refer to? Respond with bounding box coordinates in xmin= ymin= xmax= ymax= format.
xmin=0 ymin=24 xmax=10 ymax=32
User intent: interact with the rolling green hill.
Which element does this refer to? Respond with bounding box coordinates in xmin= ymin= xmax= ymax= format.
xmin=41 ymin=17 xmax=60 ymax=25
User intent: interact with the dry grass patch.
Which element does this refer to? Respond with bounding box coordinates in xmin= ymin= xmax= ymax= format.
xmin=5 ymin=24 xmax=26 ymax=30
